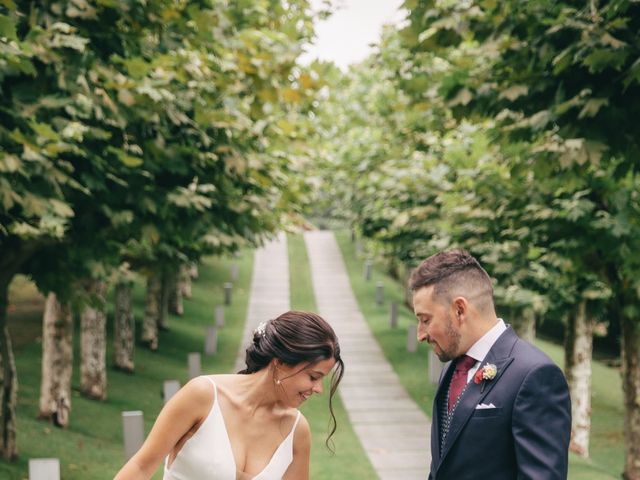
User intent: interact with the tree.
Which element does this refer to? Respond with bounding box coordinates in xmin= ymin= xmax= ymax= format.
xmin=1 ymin=0 xmax=322 ymax=458
xmin=400 ymin=0 xmax=640 ymax=468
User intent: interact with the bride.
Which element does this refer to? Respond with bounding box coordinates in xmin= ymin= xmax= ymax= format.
xmin=114 ymin=311 xmax=344 ymax=480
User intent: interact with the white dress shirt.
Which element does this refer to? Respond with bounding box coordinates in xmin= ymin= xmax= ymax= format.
xmin=464 ymin=318 xmax=507 ymax=383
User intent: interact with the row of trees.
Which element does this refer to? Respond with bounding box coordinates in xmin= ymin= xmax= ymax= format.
xmin=310 ymin=0 xmax=640 ymax=478
xmin=0 ymin=0 xmax=324 ymax=460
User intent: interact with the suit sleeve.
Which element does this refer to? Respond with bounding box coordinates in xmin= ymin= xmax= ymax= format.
xmin=512 ymin=363 xmax=571 ymax=480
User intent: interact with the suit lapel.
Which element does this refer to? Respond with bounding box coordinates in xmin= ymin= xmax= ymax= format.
xmin=435 ymin=328 xmax=518 ymax=472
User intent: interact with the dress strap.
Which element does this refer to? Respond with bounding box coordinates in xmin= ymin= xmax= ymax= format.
xmin=203 ymin=376 xmax=218 ymax=403
xmin=290 ymin=411 xmax=301 ymax=434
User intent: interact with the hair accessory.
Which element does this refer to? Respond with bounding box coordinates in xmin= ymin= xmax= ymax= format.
xmin=254 ymin=320 xmax=268 ymax=338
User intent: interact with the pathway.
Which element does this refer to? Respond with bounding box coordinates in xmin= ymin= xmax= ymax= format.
xmin=305 ymin=230 xmax=431 ymax=480
xmin=234 ymin=233 xmax=290 ymax=372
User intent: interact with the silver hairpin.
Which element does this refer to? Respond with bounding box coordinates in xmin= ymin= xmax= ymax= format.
xmin=254 ymin=320 xmax=267 ymax=338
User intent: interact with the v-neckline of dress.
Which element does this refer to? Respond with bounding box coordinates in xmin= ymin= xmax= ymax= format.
xmin=213 ymin=391 xmax=296 ymax=479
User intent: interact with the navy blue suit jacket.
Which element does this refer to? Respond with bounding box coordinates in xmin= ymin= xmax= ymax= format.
xmin=429 ymin=327 xmax=571 ymax=480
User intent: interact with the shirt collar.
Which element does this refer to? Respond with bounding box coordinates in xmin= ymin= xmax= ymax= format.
xmin=466 ymin=318 xmax=507 ymax=364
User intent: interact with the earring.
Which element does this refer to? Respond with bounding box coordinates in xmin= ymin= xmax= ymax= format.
xmin=274 ymin=363 xmax=282 ymax=385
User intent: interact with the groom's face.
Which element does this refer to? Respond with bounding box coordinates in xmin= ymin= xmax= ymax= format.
xmin=413 ymin=285 xmax=461 ymax=362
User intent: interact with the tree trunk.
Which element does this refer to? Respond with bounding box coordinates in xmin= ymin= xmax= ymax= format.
xmin=167 ymin=269 xmax=183 ymax=316
xmin=564 ymin=299 xmax=594 ymax=458
xmin=403 ymin=266 xmax=413 ymax=310
xmin=38 ymin=293 xmax=73 ymax=427
xmin=0 ymin=281 xmax=18 ymax=460
xmin=158 ymin=270 xmax=170 ymax=331
xmin=142 ymin=273 xmax=160 ymax=350
xmin=621 ymin=313 xmax=640 ymax=480
xmin=80 ymin=280 xmax=107 ymax=400
xmin=189 ymin=263 xmax=198 ymax=280
xmin=113 ymin=282 xmax=135 ymax=373
xmin=513 ymin=307 xmax=536 ymax=343
xmin=180 ymin=264 xmax=192 ymax=299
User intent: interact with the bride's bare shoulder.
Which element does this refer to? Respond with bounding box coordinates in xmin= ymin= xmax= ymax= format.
xmin=203 ymin=374 xmax=246 ymax=398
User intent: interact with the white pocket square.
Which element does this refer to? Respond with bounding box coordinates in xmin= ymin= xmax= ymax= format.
xmin=475 ymin=403 xmax=496 ymax=409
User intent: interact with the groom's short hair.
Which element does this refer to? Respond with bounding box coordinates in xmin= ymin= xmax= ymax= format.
xmin=409 ymin=249 xmax=494 ymax=312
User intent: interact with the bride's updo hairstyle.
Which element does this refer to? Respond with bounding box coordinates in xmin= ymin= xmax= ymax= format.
xmin=238 ymin=310 xmax=344 ymax=447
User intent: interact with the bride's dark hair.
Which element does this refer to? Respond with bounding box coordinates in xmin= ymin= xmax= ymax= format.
xmin=238 ymin=310 xmax=344 ymax=449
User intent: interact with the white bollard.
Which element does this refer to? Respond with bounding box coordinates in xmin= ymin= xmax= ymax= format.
xmin=29 ymin=458 xmax=60 ymax=480
xmin=122 ymin=411 xmax=144 ymax=461
xmin=364 ymin=260 xmax=373 ymax=281
xmin=355 ymin=240 xmax=363 ymax=257
xmin=163 ymin=380 xmax=180 ymax=404
xmin=230 ymin=263 xmax=239 ymax=282
xmin=215 ymin=305 xmax=225 ymax=328
xmin=407 ymin=325 xmax=417 ymax=353
xmin=390 ymin=302 xmax=398 ymax=329
xmin=205 ymin=326 xmax=218 ymax=356
xmin=376 ymin=281 xmax=384 ymax=306
xmin=223 ymin=282 xmax=232 ymax=305
xmin=188 ymin=352 xmax=201 ymax=378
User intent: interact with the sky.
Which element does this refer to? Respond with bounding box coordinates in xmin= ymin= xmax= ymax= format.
xmin=298 ymin=0 xmax=407 ymax=70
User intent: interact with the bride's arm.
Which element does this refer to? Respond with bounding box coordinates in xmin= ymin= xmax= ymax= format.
xmin=113 ymin=377 xmax=213 ymax=480
xmin=283 ymin=414 xmax=311 ymax=480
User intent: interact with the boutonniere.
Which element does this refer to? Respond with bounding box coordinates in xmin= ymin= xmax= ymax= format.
xmin=474 ymin=363 xmax=497 ymax=393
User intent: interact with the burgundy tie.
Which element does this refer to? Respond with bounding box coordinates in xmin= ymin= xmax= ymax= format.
xmin=448 ymin=355 xmax=476 ymax=412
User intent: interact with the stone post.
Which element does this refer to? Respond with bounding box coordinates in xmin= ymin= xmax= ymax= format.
xmin=188 ymin=352 xmax=201 ymax=378
xmin=29 ymin=459 xmax=60 ymax=480
xmin=122 ymin=411 xmax=144 ymax=461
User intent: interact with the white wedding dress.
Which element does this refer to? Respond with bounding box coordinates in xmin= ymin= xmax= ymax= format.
xmin=163 ymin=377 xmax=300 ymax=480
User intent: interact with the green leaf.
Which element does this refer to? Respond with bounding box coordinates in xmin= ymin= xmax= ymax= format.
xmin=552 ymin=48 xmax=572 ymax=75
xmin=582 ymin=48 xmax=628 ymax=73
xmin=0 ymin=0 xmax=17 ymax=10
xmin=584 ymin=140 xmax=607 ymax=166
xmin=65 ymin=0 xmax=97 ymax=19
xmin=141 ymin=224 xmax=160 ymax=245
xmin=117 ymin=89 xmax=136 ymax=106
xmin=448 ymin=88 xmax=473 ymax=107
xmin=30 ymin=121 xmax=61 ymax=141
xmin=22 ymin=193 xmax=48 ymax=216
xmin=120 ymin=154 xmax=143 ymax=167
xmin=0 ymin=14 xmax=18 ymax=41
xmin=49 ymin=199 xmax=75 ymax=218
xmin=123 ymin=57 xmax=150 ymax=79
xmin=418 ymin=27 xmax=438 ymax=44
xmin=577 ymin=98 xmax=609 ymax=119
xmin=623 ymin=56 xmax=640 ymax=88
xmin=0 ymin=179 xmax=20 ymax=210
xmin=0 ymin=154 xmax=22 ymax=173
xmin=10 ymin=221 xmax=41 ymax=237
xmin=600 ymin=32 xmax=626 ymax=49
xmin=499 ymin=85 xmax=528 ymax=101
xmin=16 ymin=58 xmax=37 ymax=76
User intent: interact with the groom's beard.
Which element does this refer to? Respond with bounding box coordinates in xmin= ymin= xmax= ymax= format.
xmin=435 ymin=313 xmax=461 ymax=363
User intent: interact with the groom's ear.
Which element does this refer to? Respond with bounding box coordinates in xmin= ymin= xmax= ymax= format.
xmin=452 ymin=296 xmax=469 ymax=326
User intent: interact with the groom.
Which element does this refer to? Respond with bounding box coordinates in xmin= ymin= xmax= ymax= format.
xmin=410 ymin=249 xmax=571 ymax=479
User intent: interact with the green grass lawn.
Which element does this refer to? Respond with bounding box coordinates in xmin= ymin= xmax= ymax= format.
xmin=2 ymin=252 xmax=253 ymax=480
xmin=334 ymin=229 xmax=625 ymax=480
xmin=287 ymin=234 xmax=377 ymax=480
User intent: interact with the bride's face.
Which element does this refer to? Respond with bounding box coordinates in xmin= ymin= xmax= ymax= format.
xmin=275 ymin=357 xmax=336 ymax=407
